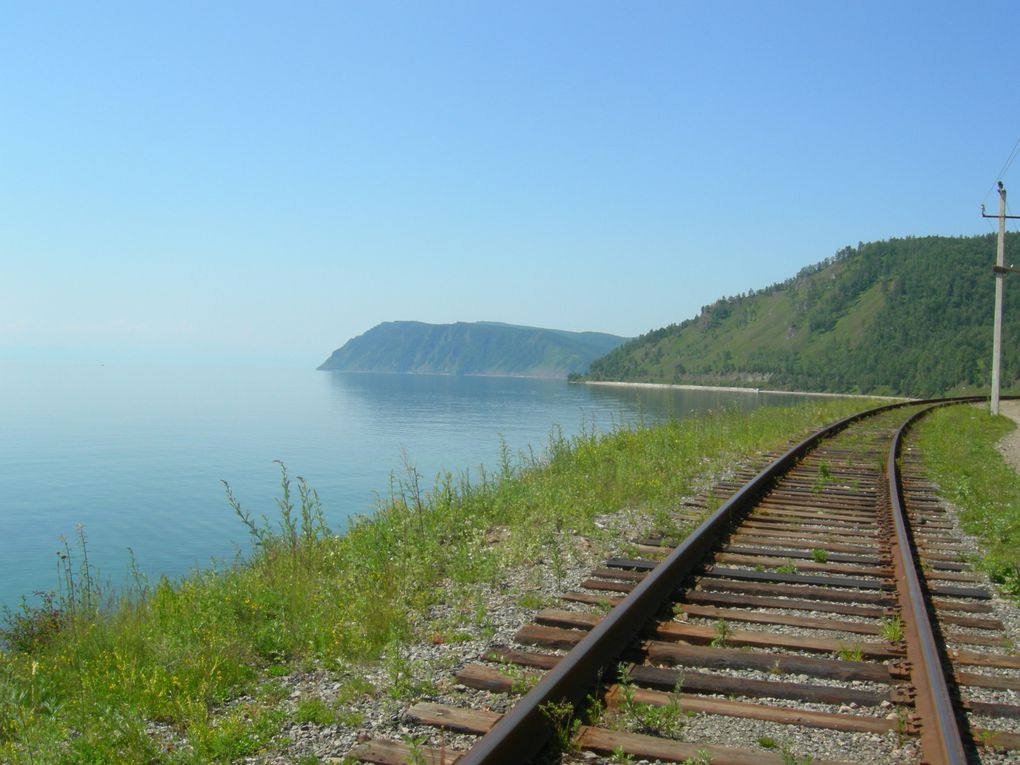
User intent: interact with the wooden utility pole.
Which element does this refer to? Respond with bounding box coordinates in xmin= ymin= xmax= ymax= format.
xmin=982 ymin=182 xmax=1020 ymax=414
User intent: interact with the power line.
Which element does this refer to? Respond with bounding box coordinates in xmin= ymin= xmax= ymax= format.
xmin=997 ymin=135 xmax=1020 ymax=180
xmin=984 ymin=134 xmax=1020 ymax=204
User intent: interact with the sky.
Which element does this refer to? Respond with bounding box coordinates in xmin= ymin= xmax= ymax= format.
xmin=3 ymin=1 xmax=1020 ymax=366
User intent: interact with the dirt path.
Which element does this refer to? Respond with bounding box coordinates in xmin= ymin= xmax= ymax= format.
xmin=996 ymin=400 xmax=1020 ymax=472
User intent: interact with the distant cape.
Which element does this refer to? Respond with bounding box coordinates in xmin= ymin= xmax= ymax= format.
xmin=317 ymin=321 xmax=629 ymax=379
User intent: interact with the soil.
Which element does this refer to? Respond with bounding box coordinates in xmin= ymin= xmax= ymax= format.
xmin=996 ymin=400 xmax=1020 ymax=471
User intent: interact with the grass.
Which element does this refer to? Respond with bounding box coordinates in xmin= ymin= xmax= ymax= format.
xmin=710 ymin=619 xmax=732 ymax=648
xmin=293 ymin=697 xmax=336 ymax=726
xmin=914 ymin=404 xmax=1020 ymax=600
xmin=612 ymin=664 xmax=686 ymax=739
xmin=538 ymin=699 xmax=580 ymax=753
xmin=0 ymin=398 xmax=873 ymax=763
xmin=836 ymin=645 xmax=864 ymax=663
xmin=880 ymin=616 xmax=904 ymax=643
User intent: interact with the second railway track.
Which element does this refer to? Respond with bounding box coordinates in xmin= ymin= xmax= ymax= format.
xmin=350 ymin=400 xmax=1020 ymax=765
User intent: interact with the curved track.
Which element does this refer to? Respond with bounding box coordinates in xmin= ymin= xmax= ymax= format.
xmin=351 ymin=398 xmax=1020 ymax=765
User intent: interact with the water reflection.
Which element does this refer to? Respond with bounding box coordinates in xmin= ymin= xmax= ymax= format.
xmin=0 ymin=365 xmax=825 ymax=608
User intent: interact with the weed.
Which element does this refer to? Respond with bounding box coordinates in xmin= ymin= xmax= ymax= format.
xmin=1 ymin=526 xmax=106 ymax=655
xmin=615 ymin=666 xmax=686 ymax=738
xmin=648 ymin=504 xmax=687 ymax=546
xmin=617 ymin=663 xmax=636 ymax=708
xmin=518 ymin=592 xmax=547 ymax=610
xmin=998 ymin=564 xmax=1020 ymax=601
xmin=810 ymin=548 xmax=829 ymax=563
xmin=894 ymin=709 xmax=910 ymax=747
xmin=1 ymin=592 xmax=64 ymax=653
xmin=404 ymin=735 xmax=428 ymax=765
xmin=812 ymin=460 xmax=833 ymax=493
xmin=223 ymin=461 xmax=331 ymax=562
xmin=775 ymin=562 xmax=797 ymax=574
xmin=585 ymin=691 xmax=605 ymax=727
xmin=710 ymin=620 xmax=732 ymax=648
xmin=704 ymin=490 xmax=722 ymax=516
xmin=916 ymin=405 xmax=1020 ymax=603
xmin=544 ymin=518 xmax=570 ymax=591
xmin=257 ymin=680 xmax=289 ymax=703
xmin=335 ymin=676 xmax=375 ymax=704
xmin=610 ymin=745 xmax=635 ymax=763
xmin=501 ymin=664 xmax=538 ymax=695
xmin=294 ymin=697 xmax=336 ymax=726
xmin=781 ymin=741 xmax=814 ymax=764
xmin=224 ymin=479 xmax=270 ymax=548
xmin=681 ymin=751 xmax=712 ymax=765
xmin=383 ymin=649 xmax=436 ymax=701
xmin=335 ymin=708 xmax=365 ymax=726
xmin=759 ymin=738 xmax=812 ymax=764
xmin=976 ymin=727 xmax=998 ymax=748
xmin=539 ymin=699 xmax=579 ymax=753
xmin=189 ymin=703 xmax=284 ymax=762
xmin=837 ymin=645 xmax=864 ymax=662
xmin=881 ymin=616 xmax=904 ymax=642
xmin=635 ymin=678 xmax=686 ymax=738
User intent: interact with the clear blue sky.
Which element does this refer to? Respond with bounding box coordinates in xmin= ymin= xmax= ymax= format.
xmin=3 ymin=1 xmax=1019 ymax=365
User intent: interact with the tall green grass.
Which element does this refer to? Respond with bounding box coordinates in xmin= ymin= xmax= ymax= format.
xmin=0 ymin=398 xmax=872 ymax=763
xmin=914 ymin=404 xmax=1020 ymax=600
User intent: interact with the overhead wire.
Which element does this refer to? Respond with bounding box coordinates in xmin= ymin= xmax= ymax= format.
xmin=983 ymin=133 xmax=1020 ymax=205
xmin=997 ymin=136 xmax=1020 ymax=180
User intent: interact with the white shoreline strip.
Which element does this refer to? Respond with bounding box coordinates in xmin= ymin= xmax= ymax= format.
xmin=582 ymin=380 xmax=913 ymax=401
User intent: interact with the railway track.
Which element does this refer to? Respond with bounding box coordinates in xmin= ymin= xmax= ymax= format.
xmin=349 ymin=399 xmax=1020 ymax=765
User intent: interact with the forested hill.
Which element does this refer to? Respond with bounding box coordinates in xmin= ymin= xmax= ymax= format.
xmin=580 ymin=234 xmax=1020 ymax=397
xmin=318 ymin=321 xmax=628 ymax=378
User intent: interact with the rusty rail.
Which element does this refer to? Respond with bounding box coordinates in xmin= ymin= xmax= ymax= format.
xmin=455 ymin=396 xmax=1008 ymax=765
xmin=353 ymin=395 xmax=1018 ymax=765
xmin=887 ymin=403 xmax=969 ymax=765
xmin=456 ymin=398 xmax=930 ymax=765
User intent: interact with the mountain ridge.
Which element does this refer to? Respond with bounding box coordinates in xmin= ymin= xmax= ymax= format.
xmin=318 ymin=321 xmax=628 ymax=379
xmin=579 ymin=234 xmax=1020 ymax=398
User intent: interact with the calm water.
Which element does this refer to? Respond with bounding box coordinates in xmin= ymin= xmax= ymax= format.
xmin=0 ymin=362 xmax=811 ymax=609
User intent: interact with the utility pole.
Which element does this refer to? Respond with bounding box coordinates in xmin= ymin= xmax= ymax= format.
xmin=991 ymin=182 xmax=1006 ymax=415
xmin=981 ymin=182 xmax=1020 ymax=415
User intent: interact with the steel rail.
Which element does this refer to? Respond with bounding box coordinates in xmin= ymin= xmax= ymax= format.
xmin=887 ymin=403 xmax=970 ymax=765
xmin=457 ymin=395 xmax=1007 ymax=764
xmin=456 ymin=398 xmax=922 ymax=765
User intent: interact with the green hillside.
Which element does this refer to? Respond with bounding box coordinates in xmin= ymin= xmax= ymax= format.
xmin=580 ymin=234 xmax=1020 ymax=397
xmin=318 ymin=321 xmax=628 ymax=378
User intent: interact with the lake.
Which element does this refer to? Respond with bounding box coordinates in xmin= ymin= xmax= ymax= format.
xmin=0 ymin=362 xmax=812 ymax=610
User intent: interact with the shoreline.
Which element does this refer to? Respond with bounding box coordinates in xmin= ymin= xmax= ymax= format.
xmin=581 ymin=379 xmax=912 ymax=401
